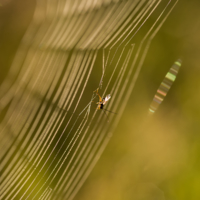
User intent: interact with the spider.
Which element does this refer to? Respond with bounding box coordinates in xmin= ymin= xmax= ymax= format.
xmin=93 ymin=88 xmax=116 ymax=122
xmin=94 ymin=88 xmax=111 ymax=110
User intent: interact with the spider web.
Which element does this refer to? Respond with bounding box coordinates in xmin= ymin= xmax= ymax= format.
xmin=0 ymin=0 xmax=179 ymax=199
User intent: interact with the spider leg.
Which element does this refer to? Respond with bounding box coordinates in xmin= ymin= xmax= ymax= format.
xmin=94 ymin=88 xmax=102 ymax=102
xmin=93 ymin=88 xmax=99 ymax=93
xmin=103 ymin=109 xmax=109 ymax=122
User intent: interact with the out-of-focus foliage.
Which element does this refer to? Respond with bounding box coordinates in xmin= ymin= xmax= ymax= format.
xmin=0 ymin=0 xmax=200 ymax=200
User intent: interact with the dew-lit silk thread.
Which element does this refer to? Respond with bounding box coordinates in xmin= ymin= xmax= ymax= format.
xmin=149 ymin=59 xmax=182 ymax=114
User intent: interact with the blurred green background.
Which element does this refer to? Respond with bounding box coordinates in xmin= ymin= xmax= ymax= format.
xmin=1 ymin=0 xmax=200 ymax=200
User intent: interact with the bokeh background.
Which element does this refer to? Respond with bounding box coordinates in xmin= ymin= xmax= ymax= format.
xmin=1 ymin=0 xmax=200 ymax=200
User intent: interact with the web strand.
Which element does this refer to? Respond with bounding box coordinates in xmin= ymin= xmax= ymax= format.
xmin=0 ymin=1 xmax=179 ymax=199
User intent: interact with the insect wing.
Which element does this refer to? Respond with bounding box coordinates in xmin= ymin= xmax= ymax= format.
xmin=103 ymin=94 xmax=111 ymax=105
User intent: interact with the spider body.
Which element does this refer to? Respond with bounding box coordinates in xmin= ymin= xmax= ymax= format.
xmin=94 ymin=88 xmax=111 ymax=110
xmin=100 ymin=102 xmax=104 ymax=110
xmin=93 ymin=88 xmax=116 ymax=122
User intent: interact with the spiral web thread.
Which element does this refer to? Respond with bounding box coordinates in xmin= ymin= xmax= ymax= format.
xmin=0 ymin=0 xmax=178 ymax=199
